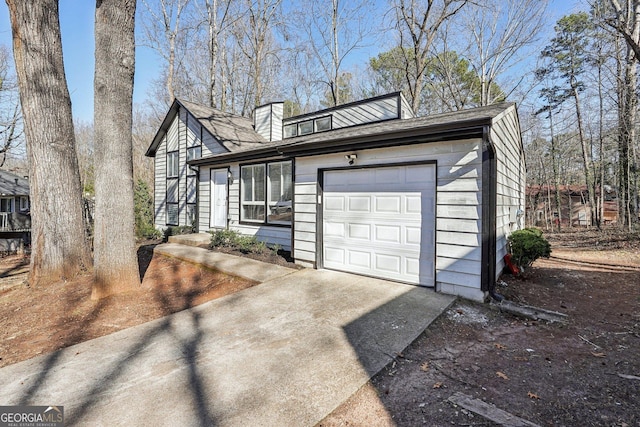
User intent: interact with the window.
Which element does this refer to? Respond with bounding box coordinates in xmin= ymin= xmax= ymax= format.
xmin=167 ymin=151 xmax=179 ymax=178
xmin=314 ymin=116 xmax=331 ymax=132
xmin=187 ymin=146 xmax=201 ymax=162
xmin=0 ymin=198 xmax=14 ymax=213
xmin=241 ymin=164 xmax=265 ymax=222
xmin=241 ymin=161 xmax=292 ymax=225
xmin=298 ymin=120 xmax=313 ymax=135
xmin=19 ymin=197 xmax=28 ymax=212
xmin=187 ymin=204 xmax=197 ymax=227
xmin=167 ymin=203 xmax=179 ymax=226
xmin=283 ymin=124 xmax=297 ymax=138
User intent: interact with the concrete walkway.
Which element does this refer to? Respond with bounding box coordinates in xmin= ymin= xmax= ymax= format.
xmin=0 ymin=246 xmax=455 ymax=426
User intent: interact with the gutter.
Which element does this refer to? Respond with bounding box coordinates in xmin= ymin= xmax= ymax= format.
xmin=481 ymin=126 xmax=502 ymax=302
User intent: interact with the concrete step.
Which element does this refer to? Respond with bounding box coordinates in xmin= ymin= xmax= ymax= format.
xmin=167 ymin=232 xmax=211 ymax=248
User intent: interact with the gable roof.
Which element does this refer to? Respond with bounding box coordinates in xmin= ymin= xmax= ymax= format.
xmin=145 ymin=99 xmax=266 ymax=157
xmin=0 ymin=170 xmax=29 ymax=196
xmin=189 ymin=102 xmax=518 ymax=166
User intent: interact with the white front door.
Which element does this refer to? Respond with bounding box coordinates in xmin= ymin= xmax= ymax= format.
xmin=211 ymin=169 xmax=228 ymax=228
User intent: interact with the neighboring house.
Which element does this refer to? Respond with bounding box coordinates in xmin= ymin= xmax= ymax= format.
xmin=146 ymin=92 xmax=525 ymax=302
xmin=0 ymin=169 xmax=30 ymax=252
xmin=526 ymin=185 xmax=619 ymax=227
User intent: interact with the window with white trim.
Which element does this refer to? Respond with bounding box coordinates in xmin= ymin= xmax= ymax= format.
xmin=167 ymin=151 xmax=179 ymax=178
xmin=19 ymin=196 xmax=29 ymax=211
xmin=240 ymin=160 xmax=292 ymax=225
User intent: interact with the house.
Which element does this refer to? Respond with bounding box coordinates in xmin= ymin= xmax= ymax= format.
xmin=0 ymin=169 xmax=30 ymax=252
xmin=526 ymin=184 xmax=619 ymax=227
xmin=146 ymin=92 xmax=525 ymax=302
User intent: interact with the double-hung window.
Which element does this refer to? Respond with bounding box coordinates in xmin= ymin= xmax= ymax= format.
xmin=240 ymin=160 xmax=292 ymax=225
xmin=166 ymin=150 xmax=180 ymax=225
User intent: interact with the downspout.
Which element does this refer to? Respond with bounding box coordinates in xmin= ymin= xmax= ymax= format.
xmin=481 ymin=126 xmax=502 ymax=302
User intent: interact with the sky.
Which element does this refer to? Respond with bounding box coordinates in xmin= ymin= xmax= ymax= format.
xmin=0 ymin=0 xmax=584 ymax=123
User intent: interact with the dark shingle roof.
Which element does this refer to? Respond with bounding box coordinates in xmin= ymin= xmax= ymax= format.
xmin=189 ymin=102 xmax=517 ymax=166
xmin=145 ymin=99 xmax=266 ymax=157
xmin=177 ymin=100 xmax=266 ymax=151
xmin=0 ymin=170 xmax=29 ymax=196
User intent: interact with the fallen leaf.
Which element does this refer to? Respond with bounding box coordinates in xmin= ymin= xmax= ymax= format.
xmin=527 ymin=392 xmax=540 ymax=399
xmin=496 ymin=371 xmax=509 ymax=380
xmin=420 ymin=362 xmax=430 ymax=372
xmin=591 ymin=352 xmax=606 ymax=358
xmin=494 ymin=343 xmax=507 ymax=350
xmin=433 ymin=382 xmax=443 ymax=389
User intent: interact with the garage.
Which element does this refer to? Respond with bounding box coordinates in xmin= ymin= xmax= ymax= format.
xmin=321 ymin=163 xmax=436 ymax=286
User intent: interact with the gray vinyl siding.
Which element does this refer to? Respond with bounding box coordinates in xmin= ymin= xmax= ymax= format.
xmin=294 ymin=138 xmax=485 ymax=301
xmin=492 ymin=106 xmax=525 ymax=278
xmin=254 ymin=103 xmax=283 ymax=141
xmin=154 ymin=107 xmax=228 ymax=229
xmin=197 ymin=163 xmax=291 ymax=250
xmin=153 ymin=135 xmax=167 ymax=228
xmin=283 ymin=95 xmax=402 ymax=132
xmin=198 ymin=166 xmax=211 ymax=232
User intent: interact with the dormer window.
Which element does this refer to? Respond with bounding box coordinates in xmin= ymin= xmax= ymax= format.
xmin=283 ymin=124 xmax=297 ymax=138
xmin=298 ymin=120 xmax=313 ymax=136
xmin=314 ymin=116 xmax=331 ymax=132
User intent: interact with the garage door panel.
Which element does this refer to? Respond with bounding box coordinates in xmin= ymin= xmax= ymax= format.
xmin=324 ymin=195 xmax=345 ymax=211
xmin=375 ymin=224 xmax=401 ymax=243
xmin=375 ymin=195 xmax=401 ymax=213
xmin=348 ymin=196 xmax=371 ymax=212
xmin=322 ymin=164 xmax=436 ymax=286
xmin=348 ymin=223 xmax=371 ymax=240
xmin=348 ymin=250 xmax=371 ymax=268
xmin=375 ymin=253 xmax=401 ymax=274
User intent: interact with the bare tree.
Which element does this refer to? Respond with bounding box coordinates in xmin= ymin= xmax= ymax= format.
xmin=456 ymin=0 xmax=549 ymax=106
xmin=392 ymin=0 xmax=470 ymax=114
xmin=5 ymin=0 xmax=91 ymax=285
xmin=233 ymin=0 xmax=283 ymax=113
xmin=294 ymin=0 xmax=372 ymax=107
xmin=140 ymin=0 xmax=193 ymax=103
xmin=0 ymin=45 xmax=23 ymax=167
xmin=92 ymin=0 xmax=141 ymax=299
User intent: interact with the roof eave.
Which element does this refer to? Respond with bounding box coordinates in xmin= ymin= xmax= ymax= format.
xmin=145 ymin=99 xmax=183 ymax=157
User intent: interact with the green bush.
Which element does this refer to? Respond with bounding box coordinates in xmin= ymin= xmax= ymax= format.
xmin=134 ymin=179 xmax=162 ymax=239
xmin=163 ymin=225 xmax=196 ymax=241
xmin=209 ymin=229 xmax=271 ymax=255
xmin=508 ymin=228 xmax=551 ymax=269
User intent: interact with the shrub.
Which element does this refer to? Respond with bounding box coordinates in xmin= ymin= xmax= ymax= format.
xmin=163 ymin=225 xmax=196 ymax=241
xmin=508 ymin=228 xmax=551 ymax=269
xmin=209 ymin=229 xmax=271 ymax=255
xmin=134 ymin=179 xmax=162 ymax=239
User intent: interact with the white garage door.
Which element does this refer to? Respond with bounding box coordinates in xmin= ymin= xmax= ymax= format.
xmin=322 ymin=164 xmax=436 ymax=286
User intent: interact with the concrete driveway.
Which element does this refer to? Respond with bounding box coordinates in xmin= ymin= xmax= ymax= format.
xmin=0 ymin=250 xmax=455 ymax=426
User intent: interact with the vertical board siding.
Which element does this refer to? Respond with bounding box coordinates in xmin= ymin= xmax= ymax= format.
xmin=295 ymin=138 xmax=485 ymax=301
xmin=492 ymin=106 xmax=525 ymax=279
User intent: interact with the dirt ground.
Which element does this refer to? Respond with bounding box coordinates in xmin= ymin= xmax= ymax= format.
xmin=0 ymin=244 xmax=258 ymax=368
xmin=1 ymin=230 xmax=639 ymax=426
xmin=319 ymin=229 xmax=640 ymax=427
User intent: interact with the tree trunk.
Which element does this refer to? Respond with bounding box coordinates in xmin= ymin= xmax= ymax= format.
xmin=92 ymin=0 xmax=140 ymax=299
xmin=5 ymin=0 xmax=91 ymax=286
xmin=572 ymin=87 xmax=597 ymax=228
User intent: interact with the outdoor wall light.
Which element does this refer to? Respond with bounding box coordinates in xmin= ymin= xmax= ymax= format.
xmin=345 ymin=154 xmax=357 ymax=165
xmin=227 ymin=170 xmax=234 ymax=184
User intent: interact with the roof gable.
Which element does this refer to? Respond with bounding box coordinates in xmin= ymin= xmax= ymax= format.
xmin=145 ymin=99 xmax=266 ymax=157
